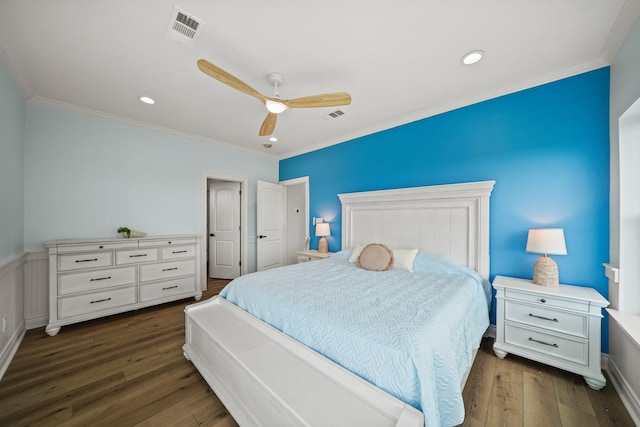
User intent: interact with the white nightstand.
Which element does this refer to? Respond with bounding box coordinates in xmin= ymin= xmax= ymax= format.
xmin=296 ymin=250 xmax=333 ymax=263
xmin=492 ymin=275 xmax=609 ymax=390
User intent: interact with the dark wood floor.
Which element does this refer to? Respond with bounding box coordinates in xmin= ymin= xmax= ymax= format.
xmin=0 ymin=278 xmax=635 ymax=426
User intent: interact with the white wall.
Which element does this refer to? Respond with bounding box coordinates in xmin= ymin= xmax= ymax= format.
xmin=607 ymin=16 xmax=640 ymax=424
xmin=610 ymin=18 xmax=640 ymax=276
xmin=24 ymin=103 xmax=279 ymax=272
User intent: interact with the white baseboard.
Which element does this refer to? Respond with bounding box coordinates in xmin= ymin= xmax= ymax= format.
xmin=606 ymin=357 xmax=640 ymax=426
xmin=0 ymin=319 xmax=25 ymax=379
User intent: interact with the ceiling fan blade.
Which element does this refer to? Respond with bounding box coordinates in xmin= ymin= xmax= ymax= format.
xmin=282 ymin=92 xmax=352 ymax=109
xmin=197 ymin=59 xmax=266 ymax=103
xmin=259 ymin=112 xmax=278 ymax=136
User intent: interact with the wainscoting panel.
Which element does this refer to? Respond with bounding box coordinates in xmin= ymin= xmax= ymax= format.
xmin=24 ymin=251 xmax=49 ymax=329
xmin=607 ymin=313 xmax=640 ymax=425
xmin=0 ymin=253 xmax=26 ymax=379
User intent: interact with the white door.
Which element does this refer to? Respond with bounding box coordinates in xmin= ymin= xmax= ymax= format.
xmin=257 ymin=180 xmax=284 ymax=271
xmin=209 ymin=181 xmax=241 ymax=279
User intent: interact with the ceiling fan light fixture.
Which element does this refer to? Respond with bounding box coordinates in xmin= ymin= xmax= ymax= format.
xmin=265 ymin=100 xmax=287 ymax=114
xmin=269 ymin=137 xmax=278 ymax=142
xmin=462 ymin=50 xmax=484 ymax=65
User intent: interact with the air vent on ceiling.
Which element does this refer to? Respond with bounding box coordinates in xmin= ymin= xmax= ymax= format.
xmin=165 ymin=6 xmax=204 ymax=48
xmin=326 ymin=109 xmax=346 ymax=119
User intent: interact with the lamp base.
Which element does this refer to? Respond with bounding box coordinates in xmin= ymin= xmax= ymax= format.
xmin=532 ymin=255 xmax=559 ymax=287
xmin=318 ymin=237 xmax=328 ymax=253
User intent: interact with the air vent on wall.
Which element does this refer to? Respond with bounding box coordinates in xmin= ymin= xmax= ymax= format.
xmin=165 ymin=6 xmax=204 ymax=48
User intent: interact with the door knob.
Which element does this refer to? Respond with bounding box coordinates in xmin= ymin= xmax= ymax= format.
xmin=209 ymin=233 xmax=215 ymax=237
xmin=258 ymin=235 xmax=267 ymax=239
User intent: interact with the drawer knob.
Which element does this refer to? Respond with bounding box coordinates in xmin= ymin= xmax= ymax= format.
xmin=529 ymin=313 xmax=558 ymax=322
xmin=540 ymin=298 xmax=546 ymax=303
xmin=528 ymin=337 xmax=558 ymax=348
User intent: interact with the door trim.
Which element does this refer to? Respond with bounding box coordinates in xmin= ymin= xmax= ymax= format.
xmin=202 ymin=173 xmax=248 ymax=283
xmin=280 ymin=176 xmax=309 ymax=263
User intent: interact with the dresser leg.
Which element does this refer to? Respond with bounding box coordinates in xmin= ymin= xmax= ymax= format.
xmin=45 ymin=325 xmax=61 ymax=336
xmin=584 ymin=375 xmax=606 ymax=390
xmin=194 ymin=292 xmax=202 ymax=301
xmin=493 ymin=347 xmax=508 ymax=359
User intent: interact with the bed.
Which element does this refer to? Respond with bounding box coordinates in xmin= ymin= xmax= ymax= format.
xmin=183 ymin=180 xmax=495 ymax=427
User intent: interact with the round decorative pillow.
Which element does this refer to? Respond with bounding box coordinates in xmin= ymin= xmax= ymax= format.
xmin=356 ymin=243 xmax=394 ymax=271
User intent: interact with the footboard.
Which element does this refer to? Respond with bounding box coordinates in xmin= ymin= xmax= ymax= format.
xmin=183 ymin=296 xmax=424 ymax=427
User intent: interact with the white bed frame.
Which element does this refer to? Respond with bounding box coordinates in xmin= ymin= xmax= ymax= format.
xmin=183 ymin=180 xmax=495 ymax=427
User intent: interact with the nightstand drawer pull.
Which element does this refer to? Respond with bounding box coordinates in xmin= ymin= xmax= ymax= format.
xmin=90 ymin=297 xmax=112 ymax=304
xmin=540 ymin=299 xmax=546 ymax=303
xmin=528 ymin=337 xmax=558 ymax=348
xmin=172 ymin=250 xmax=187 ymax=254
xmin=129 ymin=254 xmax=148 ymax=258
xmin=162 ymin=285 xmax=179 ymax=290
xmin=162 ymin=267 xmax=178 ymax=271
xmin=90 ymin=276 xmax=112 ymax=282
xmin=529 ymin=313 xmax=558 ymax=322
xmin=76 ymin=258 xmax=98 ymax=263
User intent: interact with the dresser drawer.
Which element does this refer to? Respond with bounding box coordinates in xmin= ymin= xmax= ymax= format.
xmin=504 ymin=323 xmax=588 ymax=366
xmin=58 ymin=252 xmax=113 ymax=271
xmin=140 ymin=277 xmax=197 ymax=302
xmin=139 ymin=238 xmax=196 ymax=247
xmin=139 ymin=259 xmax=196 ymax=282
xmin=57 ymin=241 xmax=138 ymax=253
xmin=58 ymin=266 xmax=136 ymax=295
xmin=58 ymin=286 xmax=137 ymax=319
xmin=161 ymin=244 xmax=196 ymax=260
xmin=505 ymin=289 xmax=590 ymax=312
xmin=116 ymin=248 xmax=159 ymax=265
xmin=505 ymin=300 xmax=588 ymax=338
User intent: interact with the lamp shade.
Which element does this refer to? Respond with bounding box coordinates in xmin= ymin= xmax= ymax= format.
xmin=526 ymin=228 xmax=567 ymax=255
xmin=315 ymin=222 xmax=330 ymax=237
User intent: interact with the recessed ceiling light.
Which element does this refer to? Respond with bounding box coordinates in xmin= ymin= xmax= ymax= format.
xmin=139 ymin=96 xmax=155 ymax=105
xmin=269 ymin=137 xmax=278 ymax=142
xmin=462 ymin=50 xmax=484 ymax=65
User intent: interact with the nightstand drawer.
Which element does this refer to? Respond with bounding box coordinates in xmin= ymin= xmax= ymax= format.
xmin=504 ymin=323 xmax=588 ymax=366
xmin=505 ymin=289 xmax=590 ymax=312
xmin=505 ymin=300 xmax=588 ymax=338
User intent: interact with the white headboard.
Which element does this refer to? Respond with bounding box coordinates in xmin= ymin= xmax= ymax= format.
xmin=338 ymin=181 xmax=495 ymax=280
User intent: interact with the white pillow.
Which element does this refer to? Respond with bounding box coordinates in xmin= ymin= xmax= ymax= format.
xmin=391 ymin=248 xmax=419 ymax=272
xmin=348 ymin=244 xmax=366 ymax=263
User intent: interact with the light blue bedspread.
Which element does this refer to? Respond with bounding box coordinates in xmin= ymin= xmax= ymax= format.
xmin=220 ymin=251 xmax=491 ymax=427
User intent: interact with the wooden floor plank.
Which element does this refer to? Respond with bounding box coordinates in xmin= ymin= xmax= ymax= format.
xmin=0 ymin=278 xmax=635 ymax=426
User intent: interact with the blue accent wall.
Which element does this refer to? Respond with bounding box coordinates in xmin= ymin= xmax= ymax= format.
xmin=280 ymin=68 xmax=610 ymax=351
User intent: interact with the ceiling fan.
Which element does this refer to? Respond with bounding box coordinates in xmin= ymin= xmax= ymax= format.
xmin=197 ymin=59 xmax=352 ymax=136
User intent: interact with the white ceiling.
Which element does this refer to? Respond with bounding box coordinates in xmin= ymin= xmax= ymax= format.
xmin=1 ymin=1 xmax=638 ymax=158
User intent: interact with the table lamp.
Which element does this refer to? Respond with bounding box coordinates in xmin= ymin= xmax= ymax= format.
xmin=315 ymin=223 xmax=330 ymax=253
xmin=526 ymin=228 xmax=567 ymax=287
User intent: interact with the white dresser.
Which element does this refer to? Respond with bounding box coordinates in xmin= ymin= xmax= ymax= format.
xmin=493 ymin=275 xmax=609 ymax=389
xmin=45 ymin=235 xmax=203 ymax=336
